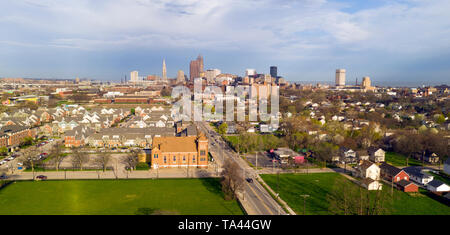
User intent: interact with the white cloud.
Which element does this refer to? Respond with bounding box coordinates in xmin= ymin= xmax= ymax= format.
xmin=2 ymin=0 xmax=450 ymax=61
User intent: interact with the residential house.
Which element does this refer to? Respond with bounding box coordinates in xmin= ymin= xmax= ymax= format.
xmin=339 ymin=147 xmax=357 ymax=164
xmin=423 ymin=152 xmax=440 ymax=164
xmin=356 ymin=150 xmax=369 ymax=161
xmin=426 ymin=180 xmax=450 ymax=193
xmin=361 ymin=178 xmax=383 ymax=191
xmin=380 ymin=162 xmax=410 ymax=183
xmin=403 ymin=167 xmax=434 ymax=185
xmin=355 ymin=160 xmax=380 ymax=180
xmin=368 ymin=147 xmax=385 ymax=163
xmin=396 ymin=180 xmax=419 ymax=192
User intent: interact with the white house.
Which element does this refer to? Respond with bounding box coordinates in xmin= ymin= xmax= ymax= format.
xmin=403 ymin=167 xmax=434 ymax=185
xmin=368 ymin=147 xmax=386 ymax=163
xmin=356 ymin=160 xmax=380 ymax=180
xmin=426 ymin=180 xmax=450 ymax=192
xmin=361 ymin=178 xmax=383 ymax=191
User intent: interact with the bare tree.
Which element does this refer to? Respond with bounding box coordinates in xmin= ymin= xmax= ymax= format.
xmin=220 ymin=158 xmax=245 ymax=200
xmin=71 ymin=147 xmax=90 ymax=170
xmin=20 ymin=146 xmax=41 ymax=180
xmin=95 ymin=153 xmax=111 ymax=172
xmin=122 ymin=150 xmax=139 ymax=171
xmin=49 ymin=144 xmax=65 ymax=171
xmin=327 ymin=177 xmax=391 ymax=215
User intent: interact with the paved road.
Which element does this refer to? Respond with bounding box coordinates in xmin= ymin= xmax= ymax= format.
xmin=198 ymin=121 xmax=288 ymax=215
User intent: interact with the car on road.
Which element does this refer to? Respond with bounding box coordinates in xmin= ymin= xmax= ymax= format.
xmin=246 ymin=178 xmax=254 ymax=183
xmin=36 ymin=175 xmax=47 ymax=180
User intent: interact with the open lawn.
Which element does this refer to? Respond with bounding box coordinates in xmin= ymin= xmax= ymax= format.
xmin=261 ymin=173 xmax=450 ymax=215
xmin=385 ymin=151 xmax=422 ymax=166
xmin=0 ymin=178 xmax=244 ymax=215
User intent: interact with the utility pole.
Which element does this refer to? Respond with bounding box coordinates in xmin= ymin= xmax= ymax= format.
xmin=256 ymin=151 xmax=258 ymax=170
xmin=300 ymin=194 xmax=310 ymax=215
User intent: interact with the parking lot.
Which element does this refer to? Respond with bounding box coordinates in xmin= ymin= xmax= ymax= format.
xmin=244 ymin=151 xmax=281 ymax=169
xmin=0 ymin=138 xmax=60 ymax=172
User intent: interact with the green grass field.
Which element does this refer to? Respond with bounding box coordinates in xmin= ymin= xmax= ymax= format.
xmin=261 ymin=173 xmax=450 ymax=215
xmin=0 ymin=178 xmax=244 ymax=215
xmin=385 ymin=151 xmax=422 ymax=166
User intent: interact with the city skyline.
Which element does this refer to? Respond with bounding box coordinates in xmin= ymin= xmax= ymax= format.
xmin=1 ymin=0 xmax=450 ymax=84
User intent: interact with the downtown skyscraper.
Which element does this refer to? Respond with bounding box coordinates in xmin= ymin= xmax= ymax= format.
xmin=189 ymin=54 xmax=204 ymax=82
xmin=162 ymin=59 xmax=167 ymax=81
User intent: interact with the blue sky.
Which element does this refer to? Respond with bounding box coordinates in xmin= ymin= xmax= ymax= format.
xmin=0 ymin=0 xmax=449 ymax=85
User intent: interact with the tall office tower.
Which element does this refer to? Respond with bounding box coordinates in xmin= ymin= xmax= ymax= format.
xmin=189 ymin=54 xmax=204 ymax=82
xmin=245 ymin=69 xmax=256 ymax=77
xmin=362 ymin=76 xmax=371 ymax=88
xmin=176 ymin=70 xmax=185 ymax=83
xmin=335 ymin=69 xmax=346 ymax=86
xmin=270 ymin=66 xmax=277 ymax=78
xmin=130 ymin=71 xmax=139 ymax=82
xmin=205 ymin=69 xmax=221 ymax=83
xmin=162 ymin=59 xmax=167 ymax=80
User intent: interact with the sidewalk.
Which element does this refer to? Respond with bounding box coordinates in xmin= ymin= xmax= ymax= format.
xmin=8 ymin=167 xmax=220 ymax=181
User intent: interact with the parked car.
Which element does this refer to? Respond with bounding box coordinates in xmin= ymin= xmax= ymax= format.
xmin=246 ymin=178 xmax=254 ymax=183
xmin=7 ymin=157 xmax=14 ymax=161
xmin=36 ymin=175 xmax=47 ymax=180
xmin=0 ymin=174 xmax=8 ymax=179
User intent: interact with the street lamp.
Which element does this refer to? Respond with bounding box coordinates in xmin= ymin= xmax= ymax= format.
xmin=300 ymin=194 xmax=310 ymax=215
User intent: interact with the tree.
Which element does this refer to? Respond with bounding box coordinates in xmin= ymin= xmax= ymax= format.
xmin=161 ymin=86 xmax=172 ymax=97
xmin=20 ymin=146 xmax=41 ymax=180
xmin=95 ymin=153 xmax=111 ymax=172
xmin=327 ymin=177 xmax=391 ymax=215
xmin=220 ymin=158 xmax=245 ymax=200
xmin=21 ymin=137 xmax=34 ymax=147
xmin=0 ymin=147 xmax=7 ymax=156
xmin=122 ymin=150 xmax=139 ymax=171
xmin=218 ymin=122 xmax=228 ymax=135
xmin=49 ymin=144 xmax=65 ymax=171
xmin=71 ymin=147 xmax=90 ymax=170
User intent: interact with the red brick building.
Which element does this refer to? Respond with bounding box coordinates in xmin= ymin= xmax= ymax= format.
xmin=396 ymin=180 xmax=419 ymax=192
xmin=0 ymin=125 xmax=36 ymax=149
xmin=380 ymin=162 xmax=410 ymax=182
xmin=151 ymin=133 xmax=208 ymax=169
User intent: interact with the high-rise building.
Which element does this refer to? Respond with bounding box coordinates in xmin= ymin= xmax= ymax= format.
xmin=205 ymin=69 xmax=221 ymax=83
xmin=176 ymin=70 xmax=185 ymax=84
xmin=362 ymin=76 xmax=371 ymax=88
xmin=130 ymin=71 xmax=139 ymax=82
xmin=162 ymin=59 xmax=167 ymax=80
xmin=245 ymin=69 xmax=256 ymax=77
xmin=335 ymin=69 xmax=346 ymax=86
xmin=189 ymin=55 xmax=204 ymax=82
xmin=270 ymin=66 xmax=277 ymax=78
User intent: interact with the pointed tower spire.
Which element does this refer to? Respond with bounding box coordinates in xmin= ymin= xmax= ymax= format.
xmin=162 ymin=59 xmax=167 ymax=80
